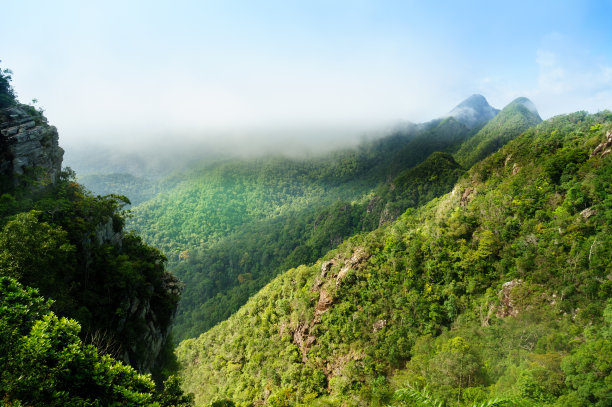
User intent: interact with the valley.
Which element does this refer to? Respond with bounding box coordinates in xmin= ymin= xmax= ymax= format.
xmin=2 ymin=62 xmax=611 ymax=406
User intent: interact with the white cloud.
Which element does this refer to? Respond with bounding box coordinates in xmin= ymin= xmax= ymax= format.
xmin=530 ymin=34 xmax=612 ymax=117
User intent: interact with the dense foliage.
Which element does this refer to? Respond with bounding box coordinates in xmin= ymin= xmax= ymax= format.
xmin=454 ymin=98 xmax=542 ymax=168
xmin=125 ymin=98 xmax=536 ymax=342
xmin=0 ymin=276 xmax=194 ymax=406
xmin=176 ymin=111 xmax=612 ymax=406
xmin=0 ymin=61 xmax=16 ymax=108
xmin=0 ymin=171 xmax=180 ymax=375
xmin=172 ymin=151 xmax=466 ymax=339
xmin=1 ymin=69 xmax=193 ymax=403
xmin=78 ymin=172 xmax=165 ymax=206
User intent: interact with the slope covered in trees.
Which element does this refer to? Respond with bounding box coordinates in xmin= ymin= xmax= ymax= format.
xmin=0 ymin=276 xmax=195 ymax=406
xmin=454 ymin=97 xmax=542 ymax=168
xmin=171 ymin=151 xmax=467 ymax=340
xmin=0 ymin=64 xmax=194 ymax=404
xmin=176 ymin=111 xmax=612 ymax=406
xmin=127 ymin=97 xmax=539 ymax=342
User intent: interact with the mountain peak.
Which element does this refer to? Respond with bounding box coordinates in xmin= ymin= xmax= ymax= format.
xmin=506 ymin=97 xmax=540 ymax=117
xmin=448 ymin=94 xmax=500 ymax=129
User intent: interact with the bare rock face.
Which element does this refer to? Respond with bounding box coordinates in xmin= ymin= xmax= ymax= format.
xmin=336 ymin=247 xmax=368 ymax=286
xmin=591 ymin=130 xmax=612 ymax=158
xmin=372 ymin=319 xmax=387 ymax=332
xmin=0 ymin=105 xmax=63 ymax=187
xmin=118 ymin=272 xmax=183 ymax=372
xmin=94 ymin=217 xmax=123 ymax=247
xmin=460 ymin=187 xmax=475 ymax=207
xmin=497 ymin=279 xmax=523 ymax=318
xmin=291 ymin=247 xmax=370 ymax=365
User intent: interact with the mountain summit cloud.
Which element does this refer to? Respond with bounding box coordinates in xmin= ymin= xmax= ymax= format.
xmin=448 ymin=94 xmax=500 ymax=128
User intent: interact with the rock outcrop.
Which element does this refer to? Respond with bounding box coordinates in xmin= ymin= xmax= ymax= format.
xmin=591 ymin=130 xmax=612 ymax=158
xmin=117 ymin=272 xmax=183 ymax=372
xmin=292 ymin=247 xmax=370 ymax=366
xmin=0 ymin=105 xmax=63 ymax=187
xmin=1 ymin=103 xmax=180 ymax=375
xmin=497 ymin=279 xmax=523 ymax=318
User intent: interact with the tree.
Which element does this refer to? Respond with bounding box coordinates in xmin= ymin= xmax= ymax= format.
xmin=0 ymin=277 xmax=159 ymax=406
xmin=0 ymin=60 xmax=17 ymax=108
xmin=0 ymin=211 xmax=76 ymax=311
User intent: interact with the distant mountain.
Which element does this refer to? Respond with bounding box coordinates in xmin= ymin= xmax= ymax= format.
xmin=448 ymin=94 xmax=500 ymax=129
xmin=385 ymin=116 xmax=473 ymax=177
xmin=454 ymin=96 xmax=542 ymax=168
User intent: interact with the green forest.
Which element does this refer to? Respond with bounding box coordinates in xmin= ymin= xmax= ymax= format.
xmin=177 ymin=111 xmax=612 ymax=406
xmin=1 ymin=60 xmax=611 ymax=407
xmin=0 ymin=64 xmax=194 ymax=406
xmin=121 ymin=96 xmax=541 ymax=341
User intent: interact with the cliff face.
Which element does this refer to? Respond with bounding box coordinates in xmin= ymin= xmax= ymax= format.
xmin=0 ymin=105 xmax=63 ymax=186
xmin=117 ymin=271 xmax=183 ymax=373
xmin=0 ymin=103 xmax=179 ymax=375
xmin=90 ymin=216 xmax=183 ymax=373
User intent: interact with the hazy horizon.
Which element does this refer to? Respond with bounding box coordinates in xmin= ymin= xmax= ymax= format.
xmin=2 ymin=0 xmax=612 ymax=150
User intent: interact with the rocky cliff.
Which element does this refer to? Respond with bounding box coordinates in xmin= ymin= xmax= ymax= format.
xmin=0 ymin=105 xmax=63 ymax=188
xmin=117 ymin=271 xmax=183 ymax=372
xmin=88 ymin=216 xmax=183 ymax=373
xmin=0 ymin=102 xmax=179 ymax=375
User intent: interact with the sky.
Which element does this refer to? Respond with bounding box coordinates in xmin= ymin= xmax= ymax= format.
xmin=1 ymin=0 xmax=612 ymax=150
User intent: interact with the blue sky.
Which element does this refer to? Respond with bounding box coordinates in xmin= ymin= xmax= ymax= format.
xmin=1 ymin=0 xmax=611 ymax=148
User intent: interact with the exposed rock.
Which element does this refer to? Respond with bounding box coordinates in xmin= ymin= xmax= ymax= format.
xmin=313 ymin=260 xmax=336 ymax=291
xmin=293 ymin=248 xmax=370 ymax=363
xmin=372 ymin=319 xmax=387 ymax=332
xmin=0 ymin=105 xmax=63 ymax=187
xmin=320 ymin=260 xmax=335 ymax=278
xmin=117 ymin=271 xmax=183 ymax=373
xmin=94 ymin=217 xmax=123 ymax=247
xmin=292 ymin=323 xmax=316 ymax=363
xmin=591 ymin=130 xmax=612 ymax=158
xmin=336 ymin=247 xmax=369 ymax=286
xmin=580 ymin=207 xmax=597 ymax=219
xmin=496 ymin=279 xmax=523 ymax=318
xmin=460 ymin=187 xmax=475 ymax=207
xmin=315 ymin=289 xmax=334 ymax=316
xmin=512 ymin=163 xmax=521 ymax=175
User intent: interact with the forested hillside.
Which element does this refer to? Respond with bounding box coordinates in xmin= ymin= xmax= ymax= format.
xmin=0 ymin=64 xmax=193 ymax=405
xmin=177 ymin=111 xmax=612 ymax=406
xmin=171 ymin=151 xmax=467 ymax=339
xmin=125 ymin=95 xmax=541 ymax=341
xmin=77 ymin=172 xmax=163 ymax=206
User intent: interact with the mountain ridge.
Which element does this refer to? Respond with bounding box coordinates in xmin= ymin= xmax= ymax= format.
xmin=124 ymin=94 xmax=543 ymax=342
xmin=176 ymin=110 xmax=612 ymax=406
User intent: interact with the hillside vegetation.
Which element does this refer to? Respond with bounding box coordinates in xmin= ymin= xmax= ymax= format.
xmin=171 ymin=151 xmax=467 ymax=339
xmin=177 ymin=111 xmax=612 ymax=406
xmin=454 ymin=97 xmax=542 ymax=168
xmin=128 ymin=97 xmax=541 ymax=341
xmin=0 ymin=64 xmax=194 ymax=405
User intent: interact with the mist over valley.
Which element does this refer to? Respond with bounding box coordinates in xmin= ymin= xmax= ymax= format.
xmin=2 ymin=1 xmax=612 ymax=406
